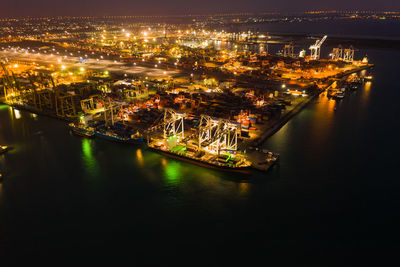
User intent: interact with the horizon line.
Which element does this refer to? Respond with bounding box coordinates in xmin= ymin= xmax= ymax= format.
xmin=1 ymin=10 xmax=400 ymax=20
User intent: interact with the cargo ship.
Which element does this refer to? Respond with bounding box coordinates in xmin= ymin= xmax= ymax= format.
xmin=70 ymin=120 xmax=145 ymax=144
xmin=148 ymin=140 xmax=252 ymax=173
xmin=126 ymin=136 xmax=146 ymax=144
xmin=111 ymin=123 xmax=145 ymax=144
xmin=94 ymin=128 xmax=127 ymax=142
xmin=94 ymin=125 xmax=145 ymax=144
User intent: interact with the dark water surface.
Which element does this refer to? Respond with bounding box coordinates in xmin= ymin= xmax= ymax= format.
xmin=1 ymin=50 xmax=400 ymax=263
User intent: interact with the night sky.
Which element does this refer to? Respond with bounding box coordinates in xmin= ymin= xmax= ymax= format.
xmin=1 ymin=0 xmax=400 ymax=17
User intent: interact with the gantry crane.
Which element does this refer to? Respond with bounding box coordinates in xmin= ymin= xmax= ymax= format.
xmin=283 ymin=43 xmax=294 ymax=58
xmin=163 ymin=108 xmax=186 ymax=139
xmin=81 ymin=96 xmax=105 ymax=114
xmin=343 ymin=46 xmax=355 ymax=62
xmin=0 ymin=61 xmax=27 ymax=104
xmin=198 ymin=115 xmax=238 ymax=155
xmin=330 ymin=45 xmax=354 ymax=62
xmin=0 ymin=61 xmax=16 ymax=103
xmin=55 ymin=92 xmax=77 ymax=117
xmin=309 ymin=35 xmax=327 ymax=60
xmin=330 ymin=45 xmax=343 ymax=61
xmin=101 ymin=99 xmax=123 ymax=126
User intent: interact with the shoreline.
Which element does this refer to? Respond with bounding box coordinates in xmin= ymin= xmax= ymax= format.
xmin=0 ymin=101 xmax=74 ymax=122
xmin=251 ymin=64 xmax=374 ymax=147
xmin=1 ymin=64 xmax=374 ymax=150
xmin=0 ymin=64 xmax=373 ymax=174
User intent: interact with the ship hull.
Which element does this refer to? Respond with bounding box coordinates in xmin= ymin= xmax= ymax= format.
xmin=94 ymin=132 xmax=126 ymax=142
xmin=149 ymin=146 xmax=251 ymax=174
xmin=94 ymin=132 xmax=145 ymax=144
xmin=71 ymin=129 xmax=94 ymax=138
xmin=126 ymin=138 xmax=145 ymax=145
xmin=69 ymin=125 xmax=94 ymax=138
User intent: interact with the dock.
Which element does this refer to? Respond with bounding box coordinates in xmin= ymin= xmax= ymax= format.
xmin=246 ymin=149 xmax=279 ymax=172
xmin=0 ymin=31 xmax=375 ymax=175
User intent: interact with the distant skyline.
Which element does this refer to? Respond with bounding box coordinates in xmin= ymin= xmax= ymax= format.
xmin=1 ymin=0 xmax=400 ymax=18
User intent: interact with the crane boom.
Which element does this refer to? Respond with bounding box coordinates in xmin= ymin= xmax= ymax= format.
xmin=318 ymin=35 xmax=327 ymax=47
xmin=309 ymin=35 xmax=328 ymax=60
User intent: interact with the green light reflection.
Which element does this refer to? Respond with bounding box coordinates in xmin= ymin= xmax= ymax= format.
xmin=82 ymin=138 xmax=99 ymax=177
xmin=0 ymin=105 xmax=9 ymax=111
xmin=164 ymin=160 xmax=180 ymax=182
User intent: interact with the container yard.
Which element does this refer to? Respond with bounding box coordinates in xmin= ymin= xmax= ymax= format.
xmin=0 ymin=23 xmax=373 ymax=173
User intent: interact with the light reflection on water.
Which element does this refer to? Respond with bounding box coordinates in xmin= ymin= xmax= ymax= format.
xmin=237 ymin=182 xmax=250 ymax=196
xmin=30 ymin=113 xmax=38 ymax=120
xmin=360 ymin=81 xmax=372 ymax=109
xmin=158 ymin=154 xmax=252 ymax=199
xmin=308 ymin=94 xmax=336 ymax=144
xmin=136 ymin=148 xmax=144 ymax=167
xmin=81 ymin=138 xmax=99 ymax=177
xmin=0 ymin=105 xmax=9 ymax=111
xmin=13 ymin=108 xmax=21 ymax=119
xmin=164 ymin=160 xmax=180 ymax=183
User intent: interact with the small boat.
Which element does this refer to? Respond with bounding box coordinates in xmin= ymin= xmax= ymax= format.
xmin=334 ymin=92 xmax=345 ymax=99
xmin=347 ymin=83 xmax=359 ymax=90
xmin=364 ymin=75 xmax=373 ymax=81
xmin=0 ymin=145 xmax=8 ymax=154
xmin=262 ymin=149 xmax=280 ymax=161
xmin=69 ymin=123 xmax=95 ymax=138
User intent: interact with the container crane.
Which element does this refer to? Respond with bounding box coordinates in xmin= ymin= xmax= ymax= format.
xmin=343 ymin=46 xmax=355 ymax=62
xmin=0 ymin=61 xmax=15 ymax=102
xmin=198 ymin=115 xmax=238 ymax=155
xmin=330 ymin=45 xmax=343 ymax=61
xmin=283 ymin=43 xmax=294 ymax=58
xmin=163 ymin=108 xmax=186 ymax=139
xmin=309 ymin=35 xmax=327 ymax=60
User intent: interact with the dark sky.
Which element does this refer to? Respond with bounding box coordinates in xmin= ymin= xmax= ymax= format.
xmin=1 ymin=0 xmax=400 ymax=17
